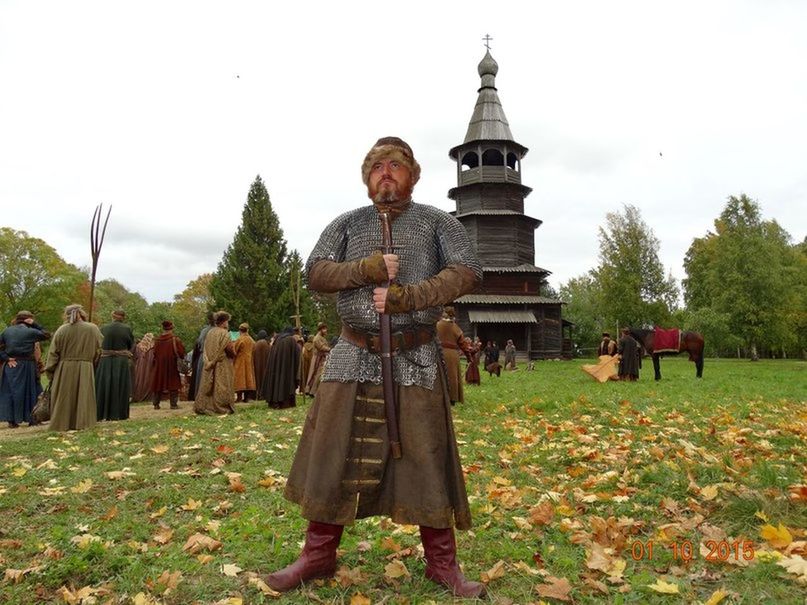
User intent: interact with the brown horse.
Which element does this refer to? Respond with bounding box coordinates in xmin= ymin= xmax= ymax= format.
xmin=627 ymin=328 xmax=704 ymax=380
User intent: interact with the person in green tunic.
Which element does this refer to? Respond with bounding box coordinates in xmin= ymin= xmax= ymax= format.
xmin=95 ymin=309 xmax=135 ymax=421
xmin=46 ymin=304 xmax=103 ymax=431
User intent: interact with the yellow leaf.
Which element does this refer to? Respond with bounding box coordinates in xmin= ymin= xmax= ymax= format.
xmin=151 ymin=445 xmax=169 ymax=454
xmin=70 ymin=534 xmax=103 ymax=549
xmin=384 ymin=559 xmax=410 ymax=580
xmin=149 ymin=506 xmax=168 ymax=519
xmin=220 ymin=563 xmax=242 ymax=577
xmin=70 ymin=479 xmax=93 ymax=494
xmin=350 ymin=594 xmax=372 ymax=605
xmin=754 ymin=510 xmax=769 ymax=523
xmin=181 ymin=498 xmax=202 ymax=511
xmin=197 ymin=554 xmax=215 ymax=564
xmin=248 ymin=576 xmax=282 ymax=596
xmin=647 ymin=578 xmax=679 ymax=594
xmin=760 ymin=523 xmax=793 ymax=549
xmin=700 ymin=485 xmax=719 ymax=501
xmin=12 ymin=467 xmax=27 ymax=477
xmin=105 ymin=469 xmax=135 ymax=480
xmin=704 ymin=589 xmax=729 ymax=605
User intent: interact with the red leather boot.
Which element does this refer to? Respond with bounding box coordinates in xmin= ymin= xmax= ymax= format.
xmin=264 ymin=521 xmax=343 ymax=592
xmin=420 ymin=526 xmax=486 ymax=598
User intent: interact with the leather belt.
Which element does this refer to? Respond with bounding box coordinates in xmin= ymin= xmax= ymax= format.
xmin=101 ymin=349 xmax=133 ymax=358
xmin=340 ymin=324 xmax=435 ymax=355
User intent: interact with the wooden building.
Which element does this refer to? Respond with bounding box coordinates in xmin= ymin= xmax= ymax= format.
xmin=449 ymin=50 xmax=570 ymax=358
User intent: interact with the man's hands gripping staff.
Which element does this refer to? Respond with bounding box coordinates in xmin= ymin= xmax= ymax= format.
xmin=372 ymin=254 xmax=399 ymax=314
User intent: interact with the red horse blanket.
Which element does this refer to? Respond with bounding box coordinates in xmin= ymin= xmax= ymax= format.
xmin=654 ymin=327 xmax=680 ymax=353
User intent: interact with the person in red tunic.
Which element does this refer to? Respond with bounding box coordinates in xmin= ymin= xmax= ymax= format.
xmin=151 ymin=320 xmax=185 ymax=409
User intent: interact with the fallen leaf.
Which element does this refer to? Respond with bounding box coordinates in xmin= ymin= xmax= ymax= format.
xmin=221 ymin=563 xmax=242 ymax=577
xmin=480 ymin=559 xmax=506 ymax=583
xmin=70 ymin=479 xmax=93 ymax=494
xmin=248 ymin=576 xmax=282 ymax=596
xmin=384 ymin=559 xmax=410 ymax=580
xmin=151 ymin=445 xmax=169 ymax=454
xmin=156 ymin=570 xmax=182 ymax=590
xmin=182 ymin=533 xmax=222 ymax=554
xmin=334 ymin=565 xmax=368 ymax=587
xmin=535 ymin=576 xmax=571 ymax=601
xmin=647 ymin=578 xmax=679 ymax=594
xmin=760 ymin=523 xmax=793 ymax=549
xmin=701 ymin=485 xmax=719 ymax=500
xmin=350 ymin=594 xmax=372 ymax=605
xmin=197 ymin=554 xmax=215 ymax=564
xmin=153 ymin=527 xmax=174 ymax=545
xmin=777 ymin=554 xmax=807 ymax=584
xmin=704 ymin=589 xmax=729 ymax=605
xmin=181 ymin=498 xmax=203 ymax=511
xmin=149 ymin=506 xmax=168 ymax=519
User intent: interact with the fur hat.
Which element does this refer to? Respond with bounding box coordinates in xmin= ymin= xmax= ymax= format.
xmin=239 ymin=322 xmax=249 ymax=331
xmin=361 ymin=136 xmax=421 ymax=186
xmin=161 ymin=320 xmax=174 ymax=330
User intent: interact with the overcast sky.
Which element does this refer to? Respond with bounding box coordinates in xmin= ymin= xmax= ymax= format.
xmin=1 ymin=0 xmax=804 ymax=304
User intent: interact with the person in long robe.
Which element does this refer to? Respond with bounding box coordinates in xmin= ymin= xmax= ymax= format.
xmin=253 ymin=330 xmax=271 ymax=400
xmin=298 ymin=335 xmax=314 ymax=395
xmin=463 ymin=337 xmax=481 ymax=386
xmin=483 ymin=340 xmax=501 ymax=376
xmin=0 ymin=311 xmax=50 ymax=428
xmin=504 ymin=339 xmax=517 ymax=370
xmin=151 ymin=320 xmax=184 ymax=409
xmin=189 ymin=313 xmax=214 ymax=401
xmin=194 ymin=311 xmax=236 ymax=415
xmin=617 ymin=328 xmax=641 ymax=381
xmin=264 ymin=137 xmax=484 ymax=598
xmin=132 ymin=333 xmax=155 ymax=402
xmin=304 ymin=323 xmax=330 ymax=397
xmin=46 ymin=304 xmax=103 ymax=431
xmin=436 ymin=307 xmax=466 ymax=404
xmin=262 ymin=326 xmax=300 ymax=409
xmin=233 ymin=322 xmax=256 ymax=402
xmin=95 ymin=309 xmax=134 ymax=421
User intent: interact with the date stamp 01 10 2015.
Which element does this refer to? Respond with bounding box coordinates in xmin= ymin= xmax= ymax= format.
xmin=630 ymin=539 xmax=756 ymax=563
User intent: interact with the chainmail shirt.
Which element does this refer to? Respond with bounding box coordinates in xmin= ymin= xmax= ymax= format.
xmin=305 ymin=202 xmax=481 ymax=389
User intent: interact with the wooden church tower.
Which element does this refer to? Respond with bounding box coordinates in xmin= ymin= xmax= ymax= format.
xmin=450 ymin=48 xmax=569 ymax=358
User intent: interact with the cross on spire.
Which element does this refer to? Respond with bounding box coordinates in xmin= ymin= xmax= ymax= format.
xmin=483 ymin=34 xmax=493 ymax=50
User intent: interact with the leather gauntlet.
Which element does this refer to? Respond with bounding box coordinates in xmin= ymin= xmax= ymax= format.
xmin=308 ymin=253 xmax=389 ymax=293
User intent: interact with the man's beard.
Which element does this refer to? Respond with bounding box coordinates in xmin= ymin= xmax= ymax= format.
xmin=372 ymin=181 xmax=412 ymax=205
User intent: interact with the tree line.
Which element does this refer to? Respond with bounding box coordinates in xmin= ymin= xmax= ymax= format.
xmin=2 ymin=185 xmax=804 ymax=359
xmin=560 ymin=195 xmax=806 ymax=358
xmin=0 ymin=176 xmax=335 ymax=350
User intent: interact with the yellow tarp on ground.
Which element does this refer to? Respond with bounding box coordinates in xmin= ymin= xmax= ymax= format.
xmin=581 ymin=355 xmax=619 ymax=383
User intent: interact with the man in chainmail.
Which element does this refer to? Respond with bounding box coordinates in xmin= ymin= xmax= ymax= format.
xmin=264 ymin=137 xmax=485 ymax=598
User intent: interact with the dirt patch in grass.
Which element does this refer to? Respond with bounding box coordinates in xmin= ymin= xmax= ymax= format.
xmin=0 ymin=400 xmax=196 ymax=441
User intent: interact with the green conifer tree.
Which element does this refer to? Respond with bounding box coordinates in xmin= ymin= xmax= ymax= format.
xmin=209 ymin=175 xmax=290 ymax=332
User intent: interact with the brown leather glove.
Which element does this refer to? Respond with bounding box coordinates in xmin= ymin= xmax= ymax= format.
xmin=308 ymin=253 xmax=389 ymax=293
xmin=384 ymin=265 xmax=480 ymax=314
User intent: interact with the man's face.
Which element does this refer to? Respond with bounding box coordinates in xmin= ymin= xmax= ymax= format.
xmin=367 ymin=158 xmax=413 ymax=204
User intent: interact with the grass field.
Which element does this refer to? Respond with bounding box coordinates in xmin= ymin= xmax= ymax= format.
xmin=1 ymin=357 xmax=805 ymax=604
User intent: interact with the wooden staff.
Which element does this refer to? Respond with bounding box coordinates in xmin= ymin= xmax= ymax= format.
xmin=88 ymin=204 xmax=111 ymax=323
xmin=378 ymin=211 xmax=401 ymax=459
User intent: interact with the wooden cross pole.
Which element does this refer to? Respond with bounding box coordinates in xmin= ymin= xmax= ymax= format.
xmin=88 ymin=204 xmax=112 ymax=323
xmin=290 ymin=260 xmax=302 ymax=329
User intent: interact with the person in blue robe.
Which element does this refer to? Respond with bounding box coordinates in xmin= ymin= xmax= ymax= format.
xmin=0 ymin=311 xmax=50 ymax=427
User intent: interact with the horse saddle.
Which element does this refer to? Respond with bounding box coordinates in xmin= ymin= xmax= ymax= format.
xmin=654 ymin=327 xmax=681 ymax=353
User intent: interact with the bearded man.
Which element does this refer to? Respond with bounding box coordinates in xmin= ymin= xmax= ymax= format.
xmin=264 ymin=137 xmax=484 ymax=598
